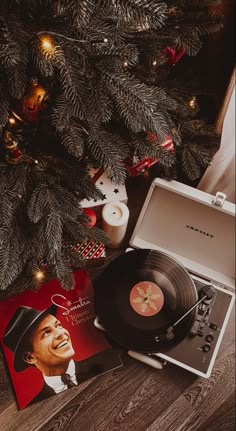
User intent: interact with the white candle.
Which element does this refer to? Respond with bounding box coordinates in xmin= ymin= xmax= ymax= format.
xmin=102 ymin=201 xmax=130 ymax=248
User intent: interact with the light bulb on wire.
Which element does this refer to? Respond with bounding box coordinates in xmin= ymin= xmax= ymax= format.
xmin=34 ymin=269 xmax=46 ymax=282
xmin=40 ymin=35 xmax=54 ymax=53
xmin=8 ymin=117 xmax=16 ymax=126
xmin=189 ymin=96 xmax=197 ymax=109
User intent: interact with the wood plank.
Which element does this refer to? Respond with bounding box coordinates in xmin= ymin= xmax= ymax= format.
xmin=0 ymin=350 xmax=16 ymax=413
xmin=36 ymin=358 xmax=196 ymax=431
xmin=216 ymin=305 xmax=235 ymax=360
xmin=197 ymin=393 xmax=235 ymax=431
xmin=0 ymin=377 xmax=96 ymax=431
xmin=145 ymin=344 xmax=235 ymax=431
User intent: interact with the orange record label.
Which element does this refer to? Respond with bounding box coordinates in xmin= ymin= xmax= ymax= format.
xmin=129 ymin=281 xmax=164 ymax=317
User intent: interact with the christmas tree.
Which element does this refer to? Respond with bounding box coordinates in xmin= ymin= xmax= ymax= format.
xmin=0 ymin=0 xmax=223 ymax=292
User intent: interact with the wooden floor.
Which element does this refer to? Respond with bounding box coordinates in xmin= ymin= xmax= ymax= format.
xmin=0 ymin=176 xmax=235 ymax=431
xmin=0 ymin=308 xmax=235 ymax=431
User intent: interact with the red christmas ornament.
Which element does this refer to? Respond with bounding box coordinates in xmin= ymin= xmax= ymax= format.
xmin=146 ymin=131 xmax=175 ymax=153
xmin=6 ymin=147 xmax=24 ymax=164
xmin=13 ymin=79 xmax=48 ymax=123
xmin=82 ymin=208 xmax=97 ymax=227
xmin=124 ymin=132 xmax=175 ymax=176
xmin=22 ymin=103 xmax=41 ymax=122
xmin=164 ymin=46 xmax=186 ymax=65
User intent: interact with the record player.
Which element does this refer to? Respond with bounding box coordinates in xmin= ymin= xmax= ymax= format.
xmin=94 ymin=179 xmax=235 ymax=378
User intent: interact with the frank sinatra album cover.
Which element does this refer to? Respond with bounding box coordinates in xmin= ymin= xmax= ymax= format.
xmin=0 ymin=269 xmax=123 ymax=409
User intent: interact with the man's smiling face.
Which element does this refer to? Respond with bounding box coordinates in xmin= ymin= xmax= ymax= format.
xmin=28 ymin=314 xmax=75 ymax=374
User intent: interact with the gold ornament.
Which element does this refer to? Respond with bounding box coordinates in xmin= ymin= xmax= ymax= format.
xmin=3 ymin=131 xmax=18 ymax=150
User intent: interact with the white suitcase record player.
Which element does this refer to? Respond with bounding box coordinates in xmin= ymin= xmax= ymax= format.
xmin=95 ymin=178 xmax=235 ymax=378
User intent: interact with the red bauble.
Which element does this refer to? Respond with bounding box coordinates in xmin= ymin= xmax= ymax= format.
xmin=13 ymin=80 xmax=48 ymax=123
xmin=146 ymin=131 xmax=175 ymax=153
xmin=164 ymin=46 xmax=186 ymax=65
xmin=82 ymin=208 xmax=97 ymax=227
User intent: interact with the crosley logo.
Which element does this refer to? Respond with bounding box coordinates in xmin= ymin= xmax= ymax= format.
xmin=186 ymin=225 xmax=214 ymax=238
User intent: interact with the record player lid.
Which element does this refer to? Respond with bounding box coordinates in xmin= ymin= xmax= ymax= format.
xmin=130 ymin=179 xmax=235 ymax=290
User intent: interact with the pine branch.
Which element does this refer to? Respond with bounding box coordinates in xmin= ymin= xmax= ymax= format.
xmin=51 ymin=251 xmax=75 ymax=290
xmin=61 ymin=122 xmax=85 ymax=158
xmin=0 ymin=0 xmax=224 ymax=291
xmin=51 ymin=94 xmax=72 ymax=131
xmin=179 ymin=120 xmax=220 ymax=180
xmin=103 ymin=70 xmax=173 ymax=140
xmin=88 ymin=73 xmax=114 ymax=124
xmin=87 ymin=129 xmax=128 ymax=183
xmin=32 ymin=37 xmax=55 ymax=77
xmin=111 ymin=0 xmax=168 ymax=31
xmin=27 ymin=183 xmax=50 ymax=223
xmin=54 ymin=46 xmax=88 ymax=120
xmin=130 ymin=132 xmax=177 ymax=168
xmin=55 ymin=0 xmax=96 ymax=29
xmin=0 ymin=80 xmax=10 ymax=127
xmin=0 ymin=15 xmax=29 ymax=98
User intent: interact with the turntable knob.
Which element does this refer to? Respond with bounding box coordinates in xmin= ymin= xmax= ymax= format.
xmin=205 ymin=334 xmax=214 ymax=343
xmin=202 ymin=344 xmax=211 ymax=353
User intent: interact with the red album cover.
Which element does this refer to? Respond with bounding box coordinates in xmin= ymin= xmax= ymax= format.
xmin=0 ymin=269 xmax=123 ymax=409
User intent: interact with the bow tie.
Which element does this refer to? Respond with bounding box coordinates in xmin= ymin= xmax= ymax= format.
xmin=61 ymin=373 xmax=76 ymax=388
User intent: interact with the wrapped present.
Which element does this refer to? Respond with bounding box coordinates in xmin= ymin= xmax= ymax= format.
xmin=81 ymin=168 xmax=128 ymax=216
xmin=70 ymin=240 xmax=106 ymax=266
xmin=123 ymin=155 xmax=158 ymax=176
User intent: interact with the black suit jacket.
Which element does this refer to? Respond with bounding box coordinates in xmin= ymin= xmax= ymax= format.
xmin=29 ymin=349 xmax=122 ymax=405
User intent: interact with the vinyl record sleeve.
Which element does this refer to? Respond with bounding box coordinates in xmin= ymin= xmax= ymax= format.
xmin=0 ymin=269 xmax=123 ymax=409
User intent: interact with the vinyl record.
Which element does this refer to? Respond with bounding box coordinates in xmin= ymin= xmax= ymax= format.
xmin=94 ymin=249 xmax=198 ymax=353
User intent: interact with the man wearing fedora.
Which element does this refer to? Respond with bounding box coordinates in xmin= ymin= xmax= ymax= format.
xmin=3 ymin=304 xmax=121 ymax=405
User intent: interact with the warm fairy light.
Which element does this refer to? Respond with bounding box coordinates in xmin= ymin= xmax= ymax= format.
xmin=189 ymin=96 xmax=197 ymax=109
xmin=42 ymin=39 xmax=52 ymax=50
xmin=103 ymin=38 xmax=108 ymax=43
xmin=152 ymin=60 xmax=157 ymax=66
xmin=124 ymin=61 xmax=128 ymax=67
xmin=34 ymin=269 xmax=45 ymax=281
xmin=9 ymin=117 xmax=16 ymax=125
xmin=41 ymin=36 xmax=53 ymax=52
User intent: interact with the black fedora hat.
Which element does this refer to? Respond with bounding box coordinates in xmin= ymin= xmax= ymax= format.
xmin=3 ymin=304 xmax=57 ymax=372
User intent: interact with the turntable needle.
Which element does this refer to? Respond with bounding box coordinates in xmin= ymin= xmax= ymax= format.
xmin=170 ymin=285 xmax=216 ymax=330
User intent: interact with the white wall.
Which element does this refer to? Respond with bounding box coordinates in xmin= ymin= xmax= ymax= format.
xmin=198 ymin=82 xmax=235 ymax=203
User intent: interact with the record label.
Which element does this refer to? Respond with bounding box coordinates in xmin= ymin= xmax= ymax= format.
xmin=129 ymin=281 xmax=164 ymax=317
